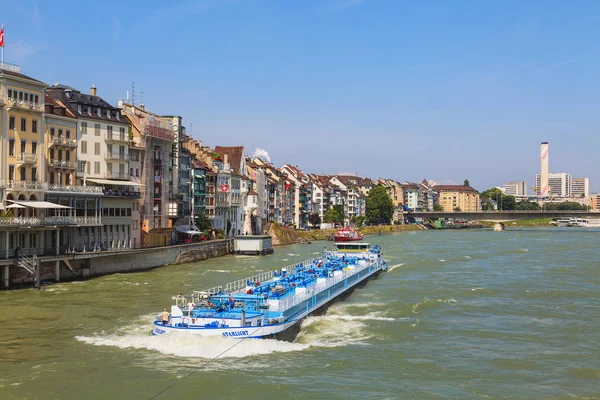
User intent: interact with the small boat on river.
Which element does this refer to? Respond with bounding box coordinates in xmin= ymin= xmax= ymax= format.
xmin=334 ymin=227 xmax=363 ymax=242
xmin=151 ymin=242 xmax=387 ymax=341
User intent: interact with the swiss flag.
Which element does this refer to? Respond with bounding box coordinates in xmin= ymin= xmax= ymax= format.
xmin=0 ymin=25 xmax=4 ymax=48
xmin=221 ymin=184 xmax=229 ymax=192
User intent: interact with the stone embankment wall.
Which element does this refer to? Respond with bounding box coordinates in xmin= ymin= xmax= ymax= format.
xmin=268 ymin=224 xmax=424 ymax=246
xmin=8 ymin=239 xmax=233 ymax=287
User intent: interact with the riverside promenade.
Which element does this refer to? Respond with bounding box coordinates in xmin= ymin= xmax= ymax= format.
xmin=0 ymin=239 xmax=233 ymax=289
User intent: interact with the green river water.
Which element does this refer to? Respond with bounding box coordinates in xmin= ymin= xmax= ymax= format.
xmin=1 ymin=228 xmax=599 ymax=399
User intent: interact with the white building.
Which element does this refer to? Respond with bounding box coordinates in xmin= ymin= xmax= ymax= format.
xmin=535 ymin=173 xmax=572 ymax=197
xmin=502 ymin=181 xmax=528 ymax=196
xmin=571 ymin=177 xmax=589 ymax=198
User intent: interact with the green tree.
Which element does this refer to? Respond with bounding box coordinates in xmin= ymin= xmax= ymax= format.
xmin=366 ymin=185 xmax=394 ymax=225
xmin=480 ymin=187 xmax=516 ymax=210
xmin=433 ymin=203 xmax=444 ymax=211
xmin=194 ymin=213 xmax=213 ymax=231
xmin=323 ymin=208 xmax=340 ymax=223
xmin=502 ymin=195 xmax=516 ymax=211
xmin=308 ymin=213 xmax=322 ymax=227
xmin=463 ymin=179 xmax=470 ymax=187
xmin=333 ymin=204 xmax=345 ymax=222
xmin=515 ymin=201 xmax=540 ymax=211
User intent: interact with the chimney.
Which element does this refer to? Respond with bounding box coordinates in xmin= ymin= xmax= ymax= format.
xmin=224 ymin=153 xmax=229 ymax=166
xmin=90 ymin=84 xmax=97 ymax=96
xmin=540 ymin=142 xmax=549 ymax=197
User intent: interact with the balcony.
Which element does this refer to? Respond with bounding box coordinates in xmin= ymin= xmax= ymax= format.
xmin=49 ymin=137 xmax=77 ymax=148
xmin=154 ymin=176 xmax=161 ymax=183
xmin=47 ymin=184 xmax=103 ymax=194
xmin=74 ymin=216 xmax=102 ymax=225
xmin=18 ymin=153 xmax=38 ymax=164
xmin=105 ymin=132 xmax=128 ymax=142
xmin=48 ymin=159 xmax=77 ymax=170
xmin=105 ymin=171 xmax=128 ymax=179
xmin=0 ymin=216 xmax=77 ymax=227
xmin=105 ymin=152 xmax=127 ymax=161
xmin=3 ymin=180 xmax=46 ymax=190
xmin=153 ymin=158 xmax=162 ymax=165
xmin=216 ymin=193 xmax=231 ymax=208
xmin=6 ymin=97 xmax=43 ymax=112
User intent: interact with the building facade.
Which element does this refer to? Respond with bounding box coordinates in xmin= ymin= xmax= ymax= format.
xmin=502 ymin=181 xmax=528 ymax=197
xmin=434 ymin=185 xmax=481 ymax=212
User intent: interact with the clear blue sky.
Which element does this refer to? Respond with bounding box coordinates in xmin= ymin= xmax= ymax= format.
xmin=4 ymin=0 xmax=600 ymax=192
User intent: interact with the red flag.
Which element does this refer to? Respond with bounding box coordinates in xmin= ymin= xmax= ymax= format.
xmin=0 ymin=25 xmax=4 ymax=48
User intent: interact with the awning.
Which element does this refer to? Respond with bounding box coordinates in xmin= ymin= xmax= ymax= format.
xmin=11 ymin=200 xmax=71 ymax=209
xmin=6 ymin=204 xmax=26 ymax=209
xmin=86 ymin=178 xmax=144 ymax=186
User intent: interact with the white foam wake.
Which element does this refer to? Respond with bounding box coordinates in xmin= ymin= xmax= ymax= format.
xmin=387 ymin=263 xmax=404 ymax=272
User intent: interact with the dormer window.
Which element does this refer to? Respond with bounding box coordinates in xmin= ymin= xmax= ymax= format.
xmin=82 ymin=106 xmax=88 ymax=114
xmin=78 ymin=104 xmax=82 ymax=113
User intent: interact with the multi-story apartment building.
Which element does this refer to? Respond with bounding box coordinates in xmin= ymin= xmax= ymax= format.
xmin=119 ymin=102 xmax=175 ymax=246
xmin=418 ymin=179 xmax=438 ymax=211
xmin=214 ymin=146 xmax=248 ymax=235
xmin=502 ymin=181 xmax=528 ymax=197
xmin=435 ymin=185 xmax=480 ymax=212
xmin=571 ymin=177 xmax=589 ymax=199
xmin=330 ymin=175 xmax=365 ymax=222
xmin=280 ymin=164 xmax=311 ymax=228
xmin=401 ymin=182 xmax=424 ymax=211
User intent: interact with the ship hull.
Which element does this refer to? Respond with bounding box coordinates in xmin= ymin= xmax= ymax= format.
xmin=152 ymin=267 xmax=385 ymax=341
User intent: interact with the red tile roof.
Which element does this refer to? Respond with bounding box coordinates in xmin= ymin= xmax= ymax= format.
xmin=215 ymin=146 xmax=245 ymax=175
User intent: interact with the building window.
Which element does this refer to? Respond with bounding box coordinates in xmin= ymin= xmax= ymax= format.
xmin=58 ymin=149 xmax=62 ymax=160
xmin=8 ymin=166 xmax=15 ymax=181
xmin=32 ymin=167 xmax=37 ymax=182
xmin=95 ymin=124 xmax=100 ymax=136
xmin=32 ymin=120 xmax=38 ymax=133
xmin=34 ymin=95 xmax=39 ymax=104
xmin=20 ymin=118 xmax=26 ymax=131
xmin=107 ymin=162 xmax=113 ymax=176
xmin=8 ymin=89 xmax=12 ymax=98
xmin=58 ymin=129 xmax=63 ymax=137
xmin=9 ymin=116 xmax=15 ymax=130
xmin=20 ymin=166 xmax=26 ymax=181
xmin=94 ymin=142 xmax=100 ymax=155
xmin=136 ymin=168 xmax=139 ymax=177
xmin=8 ymin=139 xmax=15 ymax=156
xmin=65 ymin=150 xmax=70 ymax=161
xmin=81 ymin=121 xmax=88 ymax=135
xmin=66 ymin=129 xmax=71 ymax=139
xmin=107 ymin=125 xmax=113 ymax=139
xmin=49 ymin=172 xmax=55 ymax=184
xmin=50 ymin=148 xmax=55 ymax=159
xmin=31 ymin=142 xmax=37 ymax=154
xmin=94 ymin=161 xmax=100 ymax=174
xmin=50 ymin=127 xmax=55 ymax=137
xmin=21 ymin=140 xmax=26 ymax=153
xmin=81 ymin=141 xmax=87 ymax=154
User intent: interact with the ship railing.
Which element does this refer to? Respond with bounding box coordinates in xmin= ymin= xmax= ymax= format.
xmin=273 ymin=261 xmax=376 ymax=312
xmin=191 ymin=286 xmax=224 ymax=302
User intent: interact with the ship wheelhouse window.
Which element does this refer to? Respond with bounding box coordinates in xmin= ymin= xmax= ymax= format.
xmin=245 ymin=321 xmax=252 ymax=327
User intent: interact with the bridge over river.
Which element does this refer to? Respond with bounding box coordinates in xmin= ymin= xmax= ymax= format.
xmin=407 ymin=210 xmax=593 ymax=231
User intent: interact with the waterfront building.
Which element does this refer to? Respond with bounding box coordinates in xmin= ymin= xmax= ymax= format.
xmin=281 ymin=164 xmax=312 ymax=228
xmin=43 ymin=94 xmax=105 ymax=252
xmin=401 ymin=182 xmax=424 ymax=211
xmin=119 ymin=102 xmax=175 ymax=246
xmin=571 ymin=177 xmax=589 ymax=199
xmin=330 ymin=175 xmax=370 ymax=223
xmin=377 ymin=179 xmax=404 ymax=221
xmin=502 ymin=181 xmax=528 ymax=196
xmin=418 ymin=179 xmax=438 ymax=211
xmin=214 ymin=146 xmax=249 ymax=236
xmin=1 ymin=64 xmax=48 ymax=262
xmin=535 ymin=173 xmax=572 ymax=197
xmin=434 ymin=185 xmax=481 ymax=212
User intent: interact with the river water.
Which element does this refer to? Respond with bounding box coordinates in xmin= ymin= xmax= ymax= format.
xmin=1 ymin=228 xmax=599 ymax=399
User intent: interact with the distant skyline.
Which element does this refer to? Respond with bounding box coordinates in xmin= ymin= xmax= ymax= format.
xmin=3 ymin=0 xmax=600 ymax=192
